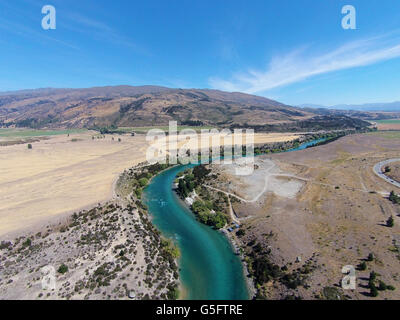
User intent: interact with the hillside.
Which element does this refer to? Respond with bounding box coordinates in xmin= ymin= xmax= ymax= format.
xmin=299 ymin=104 xmax=400 ymax=120
xmin=0 ymin=86 xmax=370 ymax=131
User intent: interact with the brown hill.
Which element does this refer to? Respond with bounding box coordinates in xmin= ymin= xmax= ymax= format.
xmin=0 ymin=86 xmax=369 ymax=131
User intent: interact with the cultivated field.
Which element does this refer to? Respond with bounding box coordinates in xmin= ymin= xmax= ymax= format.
xmin=375 ymin=119 xmax=400 ymax=131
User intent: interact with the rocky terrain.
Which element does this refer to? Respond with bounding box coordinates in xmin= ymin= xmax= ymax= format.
xmin=0 ymin=163 xmax=179 ymax=300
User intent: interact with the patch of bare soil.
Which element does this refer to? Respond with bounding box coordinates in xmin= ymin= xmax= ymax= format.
xmin=210 ymin=133 xmax=400 ymax=300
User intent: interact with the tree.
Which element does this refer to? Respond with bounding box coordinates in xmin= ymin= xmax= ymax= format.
xmin=369 ymin=271 xmax=377 ymax=282
xmin=370 ymin=284 xmax=378 ymax=297
xmin=193 ymin=165 xmax=211 ymax=181
xmin=27 ymin=144 xmax=32 ymax=149
xmin=178 ymin=179 xmax=188 ymax=197
xmin=367 ymin=253 xmax=374 ymax=262
xmin=386 ymin=216 xmax=394 ymax=228
xmin=384 ymin=166 xmax=391 ymax=173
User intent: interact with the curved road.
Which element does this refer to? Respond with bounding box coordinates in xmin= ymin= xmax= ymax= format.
xmin=373 ymin=158 xmax=400 ymax=189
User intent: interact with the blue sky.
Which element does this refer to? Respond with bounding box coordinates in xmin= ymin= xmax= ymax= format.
xmin=1 ymin=0 xmax=400 ymax=106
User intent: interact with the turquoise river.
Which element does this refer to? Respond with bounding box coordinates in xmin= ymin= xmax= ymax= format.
xmin=143 ymin=138 xmax=327 ymax=300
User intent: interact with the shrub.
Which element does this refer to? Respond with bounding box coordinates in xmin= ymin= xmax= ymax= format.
xmin=378 ymin=280 xmax=387 ymax=291
xmin=386 ymin=216 xmax=394 ymax=228
xmin=357 ymin=261 xmax=367 ymax=271
xmin=138 ymin=178 xmax=149 ymax=187
xmin=57 ymin=264 xmax=68 ymax=274
xmin=22 ymin=238 xmax=32 ymax=248
xmin=236 ymin=229 xmax=245 ymax=237
xmin=389 ymin=191 xmax=400 ymax=204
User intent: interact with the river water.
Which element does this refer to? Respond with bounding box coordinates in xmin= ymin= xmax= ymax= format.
xmin=143 ymin=138 xmax=327 ymax=300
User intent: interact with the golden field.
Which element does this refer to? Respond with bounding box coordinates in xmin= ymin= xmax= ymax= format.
xmin=0 ymin=131 xmax=149 ymax=237
xmin=0 ymin=129 xmax=299 ymax=237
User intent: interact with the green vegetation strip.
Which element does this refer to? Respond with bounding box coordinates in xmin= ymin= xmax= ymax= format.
xmin=0 ymin=128 xmax=87 ymax=138
xmin=366 ymin=131 xmax=400 ymax=139
xmin=375 ymin=119 xmax=400 ymax=124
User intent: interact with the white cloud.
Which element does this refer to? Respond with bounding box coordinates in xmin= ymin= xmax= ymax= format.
xmin=62 ymin=12 xmax=150 ymax=55
xmin=209 ymin=35 xmax=400 ymax=94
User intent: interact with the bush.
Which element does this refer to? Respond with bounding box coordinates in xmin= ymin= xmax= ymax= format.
xmin=57 ymin=264 xmax=68 ymax=274
xmin=138 ymin=178 xmax=149 ymax=187
xmin=357 ymin=261 xmax=367 ymax=271
xmin=27 ymin=144 xmax=32 ymax=149
xmin=22 ymin=238 xmax=31 ymax=248
xmin=378 ymin=280 xmax=387 ymax=291
xmin=386 ymin=216 xmax=394 ymax=228
xmin=236 ymin=229 xmax=245 ymax=237
xmin=389 ymin=191 xmax=400 ymax=204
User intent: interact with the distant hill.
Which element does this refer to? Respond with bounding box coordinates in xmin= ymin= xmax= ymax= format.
xmin=298 ymin=104 xmax=400 ymax=121
xmin=299 ymin=102 xmax=400 ymax=113
xmin=0 ymin=85 xmax=371 ymax=131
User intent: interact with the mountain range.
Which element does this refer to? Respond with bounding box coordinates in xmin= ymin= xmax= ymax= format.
xmin=0 ymin=86 xmax=379 ymax=131
xmin=299 ymin=102 xmax=400 ymax=112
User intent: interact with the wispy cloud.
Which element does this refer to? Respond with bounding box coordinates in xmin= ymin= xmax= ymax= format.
xmin=209 ymin=34 xmax=400 ymax=93
xmin=0 ymin=17 xmax=80 ymax=50
xmin=62 ymin=12 xmax=150 ymax=55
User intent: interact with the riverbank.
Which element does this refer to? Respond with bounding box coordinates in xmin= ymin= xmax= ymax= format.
xmin=170 ymin=131 xmax=360 ymax=299
xmin=206 ymin=132 xmax=400 ymax=299
xmin=220 ymin=227 xmax=257 ymax=299
xmin=143 ymin=164 xmax=249 ymax=299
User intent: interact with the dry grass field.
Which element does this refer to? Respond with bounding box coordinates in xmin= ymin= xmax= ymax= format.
xmin=210 ymin=132 xmax=400 ymax=299
xmin=0 ymin=131 xmax=149 ymax=238
xmin=0 ymin=129 xmax=300 ymax=238
xmin=385 ymin=162 xmax=400 ymax=183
